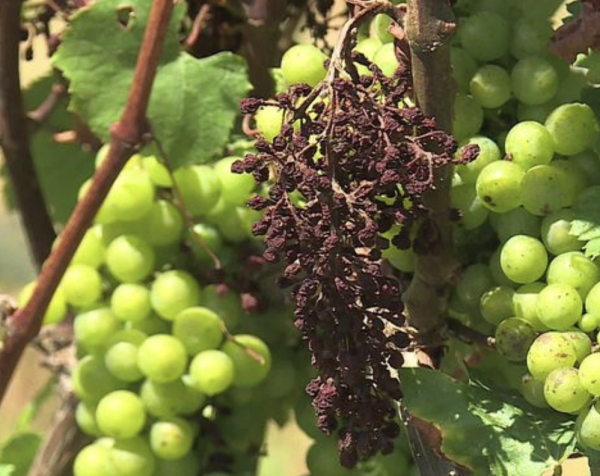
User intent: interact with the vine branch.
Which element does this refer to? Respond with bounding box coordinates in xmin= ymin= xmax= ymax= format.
xmin=0 ymin=0 xmax=56 ymax=268
xmin=0 ymin=0 xmax=175 ymax=408
xmin=403 ymin=0 xmax=457 ymax=334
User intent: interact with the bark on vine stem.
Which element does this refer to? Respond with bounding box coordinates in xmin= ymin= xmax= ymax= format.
xmin=402 ymin=1 xmax=472 ymax=475
xmin=0 ymin=0 xmax=175 ymax=408
xmin=0 ymin=0 xmax=57 ymax=268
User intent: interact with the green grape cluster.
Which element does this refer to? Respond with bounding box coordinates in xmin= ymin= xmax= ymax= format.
xmin=23 ymin=145 xmax=325 ymax=476
xmin=411 ymin=0 xmax=600 ymax=455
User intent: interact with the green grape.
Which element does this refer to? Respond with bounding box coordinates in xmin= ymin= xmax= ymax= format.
xmin=173 ymin=165 xmax=221 ymax=217
xmin=455 ymin=136 xmax=501 ymax=183
xmin=173 ymin=307 xmax=224 ymax=355
xmin=526 ymin=332 xmax=577 ymax=381
xmin=469 ymin=64 xmax=511 ymax=109
xmin=127 ymin=313 xmax=171 ymax=336
xmin=455 ymin=263 xmax=495 ymax=311
xmin=495 ymin=317 xmax=536 ymax=362
xmin=580 ymin=353 xmax=600 ymax=396
xmin=457 ymin=12 xmax=509 ymax=62
xmin=576 ymin=402 xmax=600 ymax=450
xmin=479 ymin=286 xmax=514 ymax=326
xmin=540 ymin=210 xmax=583 ymax=255
xmin=189 ymin=223 xmax=223 ymax=261
xmin=513 ymin=282 xmax=547 ymax=331
xmin=489 ymin=207 xmax=540 ymax=243
xmin=510 ymin=18 xmax=552 ymax=59
xmin=545 ymin=103 xmax=599 ymax=156
xmin=450 ymin=47 xmax=477 ymax=93
xmin=552 ymin=158 xmax=588 ymax=197
xmin=18 ymin=281 xmax=67 ymax=325
xmin=553 ymin=66 xmax=587 ymax=104
xmin=546 ymin=251 xmax=600 ymax=299
xmin=516 ymin=102 xmax=553 ymax=124
xmin=536 ymin=283 xmax=582 ymax=330
xmin=306 ymin=439 xmax=349 ymax=476
xmin=111 ymin=284 xmax=152 ymax=323
xmin=520 ymin=164 xmax=576 ymax=216
xmin=72 ymin=355 xmax=126 ymax=404
xmin=214 ymin=157 xmax=256 ymax=206
xmin=76 ymin=401 xmax=101 ymax=436
xmin=61 ymin=264 xmax=103 ymax=308
xmin=281 ymin=44 xmax=327 ymax=87
xmin=572 ymin=151 xmax=600 ymax=185
xmin=586 ymin=282 xmax=600 ymax=318
xmin=137 ymin=334 xmax=188 ymax=383
xmin=152 ymin=452 xmax=200 ymax=476
xmin=216 ymin=402 xmax=268 ymax=453
xmin=107 ymin=329 xmax=147 ymax=347
xmin=294 ymin=396 xmax=322 ymax=440
xmin=563 ymin=331 xmax=592 ymax=363
xmin=450 ymin=183 xmax=489 ymax=229
xmin=354 ymin=37 xmax=382 ymax=76
xmin=96 ymin=390 xmax=146 ymax=438
xmin=72 ymin=225 xmax=106 ymax=268
xmin=511 ymin=57 xmax=558 ymax=106
xmin=261 ymin=355 xmax=298 ymax=400
xmin=255 ymin=106 xmax=284 ymax=142
xmin=382 ymin=245 xmax=415 ymax=273
xmin=520 ymin=373 xmax=548 ymax=408
xmin=106 ymin=235 xmax=155 ymax=283
xmin=504 ymin=121 xmax=554 ymax=171
xmin=371 ymin=14 xmax=394 ymax=43
xmin=73 ymin=443 xmax=112 ymax=476
xmin=150 ymin=270 xmax=201 ymax=320
xmin=453 ymin=94 xmax=484 ymax=140
xmin=131 ymin=200 xmax=184 ymax=247
xmin=149 ymin=418 xmax=194 ymax=460
xmin=475 ymin=160 xmax=524 ymax=213
xmin=74 ymin=307 xmax=122 ymax=354
xmin=140 ymin=378 xmax=205 ymax=418
xmin=543 ymin=367 xmax=591 ymax=413
xmin=213 ymin=205 xmax=256 ymax=243
xmin=499 ymin=235 xmax=547 ymax=284
xmin=373 ymin=42 xmax=398 ymax=77
xmin=105 ymin=341 xmax=143 ymax=382
xmin=200 ymin=285 xmax=243 ymax=330
xmin=489 ymin=250 xmax=516 ymax=288
xmin=106 ymin=436 xmax=156 ymax=476
xmin=222 ymin=334 xmax=272 ymax=388
xmin=579 ymin=313 xmax=600 ymax=333
xmin=96 ymin=169 xmax=155 ymax=223
xmin=189 ymin=349 xmax=235 ymax=396
xmin=141 ymin=156 xmax=172 ymax=188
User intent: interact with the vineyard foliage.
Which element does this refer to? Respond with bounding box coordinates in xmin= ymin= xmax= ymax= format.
xmin=2 ymin=0 xmax=600 ymax=476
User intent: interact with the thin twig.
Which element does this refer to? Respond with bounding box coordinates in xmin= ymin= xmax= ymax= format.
xmin=447 ymin=318 xmax=496 ymax=348
xmin=0 ymin=0 xmax=57 ymax=267
xmin=185 ymin=3 xmax=211 ymax=50
xmin=0 ymin=0 xmax=176 ymax=408
xmin=27 ymin=81 xmax=68 ymax=130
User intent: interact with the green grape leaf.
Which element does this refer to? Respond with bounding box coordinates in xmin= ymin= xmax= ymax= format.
xmin=587 ymin=449 xmax=600 ymax=476
xmin=20 ymin=75 xmax=95 ymax=224
xmin=0 ymin=465 xmax=15 ymax=476
xmin=53 ymin=0 xmax=251 ymax=168
xmin=0 ymin=433 xmax=42 ymax=476
xmin=400 ymin=368 xmax=577 ymax=476
xmin=584 ymin=237 xmax=600 ymax=259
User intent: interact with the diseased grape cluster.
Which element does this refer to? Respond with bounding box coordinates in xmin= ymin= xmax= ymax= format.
xmin=234 ymin=0 xmax=470 ymax=466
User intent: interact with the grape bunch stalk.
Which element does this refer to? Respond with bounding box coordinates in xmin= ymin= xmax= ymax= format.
xmin=234 ymin=0 xmax=471 ymax=466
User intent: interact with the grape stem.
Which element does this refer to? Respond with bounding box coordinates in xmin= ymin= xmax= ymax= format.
xmin=0 ymin=0 xmax=57 ymax=267
xmin=0 ymin=0 xmax=175 ymax=408
xmin=447 ymin=318 xmax=496 ymax=348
